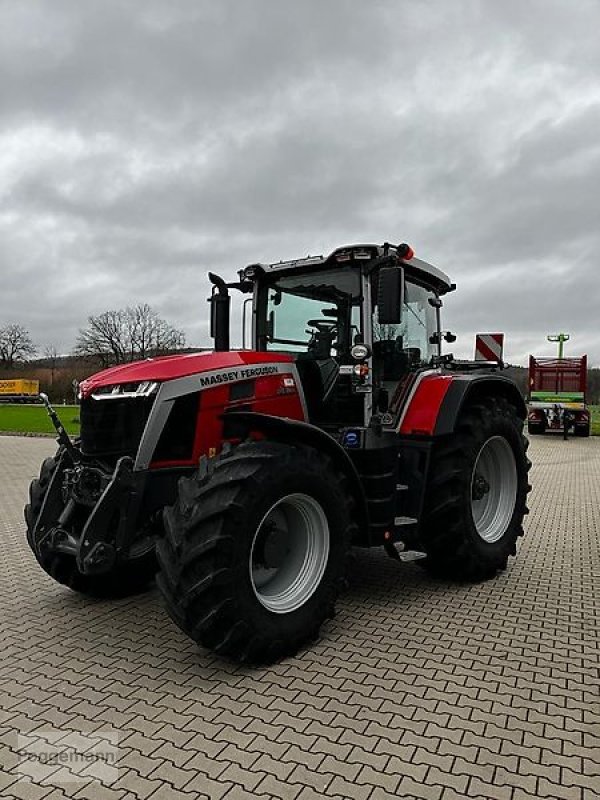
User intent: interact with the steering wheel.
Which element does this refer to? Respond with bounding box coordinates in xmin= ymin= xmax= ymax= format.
xmin=306 ymin=320 xmax=337 ymax=333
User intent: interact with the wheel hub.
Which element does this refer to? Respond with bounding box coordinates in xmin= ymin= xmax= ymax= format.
xmin=472 ymin=474 xmax=490 ymax=501
xmin=256 ymin=522 xmax=290 ymax=569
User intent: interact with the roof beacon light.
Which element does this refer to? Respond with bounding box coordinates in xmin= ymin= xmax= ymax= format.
xmin=397 ymin=243 xmax=415 ymax=261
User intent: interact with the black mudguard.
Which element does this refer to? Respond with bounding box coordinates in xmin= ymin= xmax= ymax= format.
xmin=221 ymin=411 xmax=370 ymax=538
xmin=434 ymin=374 xmax=526 ymax=436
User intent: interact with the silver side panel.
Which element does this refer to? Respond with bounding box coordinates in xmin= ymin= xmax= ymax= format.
xmin=290 ymin=363 xmax=309 ymax=422
xmin=134 ymin=362 xmax=296 ymax=471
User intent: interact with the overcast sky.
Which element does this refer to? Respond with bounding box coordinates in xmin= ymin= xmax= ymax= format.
xmin=1 ymin=0 xmax=599 ymax=365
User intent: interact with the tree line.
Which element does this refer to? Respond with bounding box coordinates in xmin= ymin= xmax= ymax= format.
xmin=1 ymin=304 xmax=186 ymax=372
xmin=74 ymin=303 xmax=185 ymax=368
xmin=3 ymin=313 xmax=600 ymax=404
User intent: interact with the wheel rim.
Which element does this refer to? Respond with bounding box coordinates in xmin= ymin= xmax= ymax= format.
xmin=250 ymin=493 xmax=330 ymax=614
xmin=470 ymin=436 xmax=517 ymax=543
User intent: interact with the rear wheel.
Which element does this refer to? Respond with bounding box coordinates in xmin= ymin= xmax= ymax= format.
xmin=157 ymin=441 xmax=355 ymax=664
xmin=421 ymin=396 xmax=531 ymax=581
xmin=527 ymin=420 xmax=546 ymax=435
xmin=574 ymin=423 xmax=590 ymax=437
xmin=24 ymin=452 xmax=157 ymax=597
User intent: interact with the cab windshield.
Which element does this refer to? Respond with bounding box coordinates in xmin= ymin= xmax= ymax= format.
xmin=260 ymin=268 xmax=362 ymax=359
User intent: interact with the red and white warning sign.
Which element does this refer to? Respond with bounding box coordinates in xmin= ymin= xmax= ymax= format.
xmin=474 ymin=333 xmax=504 ymax=362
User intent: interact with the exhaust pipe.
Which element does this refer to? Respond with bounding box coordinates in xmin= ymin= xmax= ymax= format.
xmin=208 ymin=272 xmax=231 ymax=352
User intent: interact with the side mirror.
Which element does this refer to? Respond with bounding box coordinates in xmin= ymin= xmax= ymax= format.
xmin=377 ymin=267 xmax=404 ymax=324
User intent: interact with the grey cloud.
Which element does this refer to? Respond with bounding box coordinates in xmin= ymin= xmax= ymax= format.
xmin=0 ymin=0 xmax=599 ymax=364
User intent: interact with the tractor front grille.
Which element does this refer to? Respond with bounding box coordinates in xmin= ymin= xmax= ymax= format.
xmin=80 ymin=396 xmax=155 ymax=459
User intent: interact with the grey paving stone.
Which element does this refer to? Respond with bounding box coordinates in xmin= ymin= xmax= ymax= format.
xmin=1 ymin=434 xmax=598 ymax=800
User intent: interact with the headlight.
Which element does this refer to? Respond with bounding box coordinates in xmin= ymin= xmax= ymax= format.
xmin=90 ymin=381 xmax=159 ymax=400
xmin=351 ymin=343 xmax=372 ymax=361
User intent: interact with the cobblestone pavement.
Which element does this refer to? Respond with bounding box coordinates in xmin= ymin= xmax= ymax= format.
xmin=1 ymin=434 xmax=599 ymax=800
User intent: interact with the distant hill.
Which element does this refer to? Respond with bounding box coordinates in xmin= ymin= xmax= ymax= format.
xmin=503 ymin=364 xmax=527 ymax=397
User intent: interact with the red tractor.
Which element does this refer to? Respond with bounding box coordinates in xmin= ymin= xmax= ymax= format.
xmin=25 ymin=243 xmax=531 ymax=663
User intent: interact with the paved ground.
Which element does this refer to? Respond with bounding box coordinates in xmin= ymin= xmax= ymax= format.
xmin=0 ymin=435 xmax=599 ymax=800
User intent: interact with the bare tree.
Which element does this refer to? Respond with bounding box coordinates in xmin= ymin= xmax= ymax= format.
xmin=75 ymin=304 xmax=185 ymax=368
xmin=127 ymin=303 xmax=186 ymax=360
xmin=0 ymin=323 xmax=36 ymax=369
xmin=75 ymin=310 xmax=127 ymax=368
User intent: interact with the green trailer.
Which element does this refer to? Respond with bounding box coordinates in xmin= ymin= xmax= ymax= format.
xmin=527 ymin=355 xmax=590 ymax=437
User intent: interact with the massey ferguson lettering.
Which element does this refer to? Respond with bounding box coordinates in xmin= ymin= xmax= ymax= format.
xmin=198 ymin=365 xmax=279 ymax=388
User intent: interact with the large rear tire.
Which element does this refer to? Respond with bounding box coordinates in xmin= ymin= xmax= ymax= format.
xmin=156 ymin=441 xmax=355 ymax=664
xmin=574 ymin=423 xmax=591 ymax=437
xmin=420 ymin=396 xmax=531 ymax=581
xmin=527 ymin=421 xmax=546 ymax=435
xmin=24 ymin=452 xmax=157 ymax=597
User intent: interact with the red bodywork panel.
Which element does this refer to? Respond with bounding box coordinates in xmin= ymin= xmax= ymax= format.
xmin=398 ymin=373 xmax=453 ymax=436
xmin=78 ymin=350 xmax=306 ymax=469
xmin=186 ymin=372 xmax=306 ymax=467
xmin=79 ymin=350 xmax=296 ymax=398
xmin=78 ymin=351 xmax=459 ymax=469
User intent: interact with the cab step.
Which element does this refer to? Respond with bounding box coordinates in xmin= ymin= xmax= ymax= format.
xmin=384 ymin=539 xmax=427 ymax=562
xmin=397 ymin=549 xmax=427 ymax=562
xmin=394 ymin=515 xmax=417 ymax=526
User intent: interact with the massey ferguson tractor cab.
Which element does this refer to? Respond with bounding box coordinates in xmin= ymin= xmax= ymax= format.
xmin=26 ymin=242 xmax=531 ymax=663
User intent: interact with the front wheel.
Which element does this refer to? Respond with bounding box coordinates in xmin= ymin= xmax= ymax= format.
xmin=420 ymin=396 xmax=531 ymax=581
xmin=156 ymin=441 xmax=355 ymax=664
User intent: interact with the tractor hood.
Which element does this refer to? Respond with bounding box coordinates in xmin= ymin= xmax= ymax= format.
xmin=79 ymin=350 xmax=295 ymax=399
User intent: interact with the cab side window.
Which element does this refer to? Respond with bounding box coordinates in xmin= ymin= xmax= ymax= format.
xmin=372 ymin=281 xmax=437 ymax=381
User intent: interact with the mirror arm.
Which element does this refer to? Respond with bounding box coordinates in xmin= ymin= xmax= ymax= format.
xmin=434 ymin=301 xmax=442 ymax=357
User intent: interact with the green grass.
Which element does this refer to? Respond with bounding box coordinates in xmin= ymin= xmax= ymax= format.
xmin=2 ymin=401 xmax=599 ymax=437
xmin=0 ymin=404 xmax=80 ymax=436
xmin=589 ymin=405 xmax=600 ymax=436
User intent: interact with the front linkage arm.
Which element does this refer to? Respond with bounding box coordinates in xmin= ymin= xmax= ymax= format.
xmin=35 ymin=394 xmax=144 ymax=575
xmin=39 ymin=393 xmax=81 ymax=463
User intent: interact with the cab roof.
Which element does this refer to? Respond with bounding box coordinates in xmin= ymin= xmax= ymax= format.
xmin=244 ymin=243 xmax=454 ymax=295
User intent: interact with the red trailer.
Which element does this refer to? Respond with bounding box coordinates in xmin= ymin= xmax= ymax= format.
xmin=527 ymin=355 xmax=590 ymax=436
